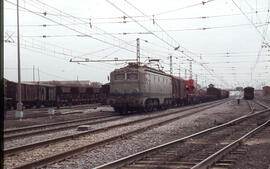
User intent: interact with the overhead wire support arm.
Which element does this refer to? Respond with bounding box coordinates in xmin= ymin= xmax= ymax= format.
xmin=70 ymin=58 xmax=136 ymax=62
xmin=114 ymin=0 xmax=229 ymax=87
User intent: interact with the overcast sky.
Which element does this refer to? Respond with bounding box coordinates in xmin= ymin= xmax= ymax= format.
xmin=4 ymin=0 xmax=270 ymax=89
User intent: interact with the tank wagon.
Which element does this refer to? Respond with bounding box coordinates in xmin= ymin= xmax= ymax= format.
xmin=244 ymin=87 xmax=254 ymax=100
xmin=109 ymin=63 xmax=230 ymax=114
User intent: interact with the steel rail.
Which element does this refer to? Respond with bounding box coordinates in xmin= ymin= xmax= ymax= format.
xmin=4 ymin=115 xmax=121 ymax=140
xmin=5 ymin=103 xmax=102 ymax=120
xmin=93 ymin=108 xmax=270 ymax=169
xmin=254 ymin=100 xmax=270 ymax=109
xmin=5 ymin=100 xmax=226 ymax=156
xmin=4 ymin=113 xmax=115 ymax=134
xmin=191 ymin=119 xmax=270 ymax=169
xmin=4 ymin=100 xmax=224 ymax=140
xmin=245 ymin=100 xmax=254 ymax=112
xmin=11 ymin=100 xmax=228 ymax=169
xmin=5 ymin=100 xmax=225 ymax=135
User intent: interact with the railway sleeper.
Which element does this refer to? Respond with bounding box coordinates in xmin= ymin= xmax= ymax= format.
xmin=210 ymin=146 xmax=248 ymax=169
xmin=127 ymin=163 xmax=191 ymax=169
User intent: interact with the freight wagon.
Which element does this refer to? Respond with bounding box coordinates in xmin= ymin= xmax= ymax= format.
xmin=100 ymin=84 xmax=110 ymax=105
xmin=207 ymin=84 xmax=221 ymax=100
xmin=4 ymin=79 xmax=109 ymax=109
xmin=244 ymin=87 xmax=254 ymax=100
xmin=5 ymin=80 xmax=56 ymax=109
xmin=172 ymin=77 xmax=187 ymax=106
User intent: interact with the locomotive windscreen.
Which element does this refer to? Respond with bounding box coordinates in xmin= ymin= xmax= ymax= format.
xmin=127 ymin=73 xmax=138 ymax=80
xmin=114 ymin=73 xmax=125 ymax=80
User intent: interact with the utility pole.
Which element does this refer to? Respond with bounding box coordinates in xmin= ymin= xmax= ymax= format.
xmin=1 ymin=0 xmax=4 ymax=122
xmin=170 ymin=55 xmax=172 ymax=75
xmin=179 ymin=62 xmax=181 ymax=78
xmin=189 ymin=60 xmax=192 ymax=80
xmin=16 ymin=0 xmax=23 ymax=119
xmin=136 ymin=38 xmax=140 ymax=66
xmin=250 ymin=68 xmax=252 ymax=82
xmin=196 ymin=74 xmax=198 ymax=88
xmin=38 ymin=67 xmax=40 ymax=82
xmin=33 ymin=65 xmax=35 ymax=82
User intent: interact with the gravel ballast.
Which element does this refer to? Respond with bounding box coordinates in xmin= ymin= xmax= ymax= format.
xmin=47 ymin=99 xmax=254 ymax=168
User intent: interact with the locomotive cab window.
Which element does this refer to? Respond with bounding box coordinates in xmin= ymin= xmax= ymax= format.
xmin=127 ymin=72 xmax=138 ymax=80
xmin=114 ymin=73 xmax=125 ymax=80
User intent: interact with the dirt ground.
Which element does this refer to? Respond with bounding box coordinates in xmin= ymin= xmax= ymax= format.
xmin=4 ymin=105 xmax=113 ymax=129
xmin=232 ymin=126 xmax=270 ymax=169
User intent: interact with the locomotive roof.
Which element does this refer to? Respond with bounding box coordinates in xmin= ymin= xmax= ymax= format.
xmin=114 ymin=63 xmax=173 ymax=76
xmin=113 ymin=63 xmax=188 ymax=80
xmin=244 ymin=86 xmax=254 ymax=89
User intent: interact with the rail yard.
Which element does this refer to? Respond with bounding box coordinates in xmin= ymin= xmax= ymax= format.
xmin=2 ymin=0 xmax=270 ymax=169
xmin=3 ymin=91 xmax=270 ymax=169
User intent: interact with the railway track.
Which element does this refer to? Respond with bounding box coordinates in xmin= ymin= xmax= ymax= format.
xmin=4 ymin=99 xmax=229 ymax=169
xmin=4 ymin=99 xmax=231 ymax=142
xmin=4 ymin=113 xmax=120 ymax=141
xmin=193 ymin=120 xmax=270 ymax=169
xmin=5 ymin=103 xmax=101 ymax=120
xmin=93 ymin=106 xmax=270 ymax=169
xmin=253 ymin=100 xmax=270 ymax=109
xmin=246 ymin=100 xmax=268 ymax=112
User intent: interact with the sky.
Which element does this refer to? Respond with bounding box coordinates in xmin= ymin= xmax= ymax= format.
xmin=4 ymin=0 xmax=270 ymax=89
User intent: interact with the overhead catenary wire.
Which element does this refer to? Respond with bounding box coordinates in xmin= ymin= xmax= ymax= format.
xmin=32 ymin=0 xmax=152 ymax=58
xmin=120 ymin=0 xmax=229 ymax=87
xmin=5 ymin=9 xmax=269 ymax=26
xmin=5 ymin=0 xmax=148 ymax=60
xmin=5 ymin=0 xmax=269 ymax=87
xmin=7 ymin=21 xmax=269 ymax=38
xmin=28 ymin=0 xmax=159 ymax=60
xmin=231 ymin=0 xmax=270 ymax=43
xmin=231 ymin=0 xmax=270 ymax=80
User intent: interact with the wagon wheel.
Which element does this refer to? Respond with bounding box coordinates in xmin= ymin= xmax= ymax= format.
xmin=144 ymin=100 xmax=153 ymax=112
xmin=114 ymin=107 xmax=122 ymax=114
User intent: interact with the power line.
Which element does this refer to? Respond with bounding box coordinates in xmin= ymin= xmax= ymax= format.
xmin=5 ymin=0 xmax=149 ymax=61
xmin=231 ymin=0 xmax=270 ymax=43
xmin=120 ymin=0 xmax=229 ymax=87
xmin=8 ymin=21 xmax=268 ymax=37
xmin=155 ymin=0 xmax=216 ymax=16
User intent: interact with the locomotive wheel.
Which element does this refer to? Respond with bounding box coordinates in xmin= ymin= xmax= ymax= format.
xmin=122 ymin=106 xmax=128 ymax=114
xmin=114 ymin=107 xmax=127 ymax=114
xmin=144 ymin=100 xmax=153 ymax=112
xmin=114 ymin=107 xmax=122 ymax=113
